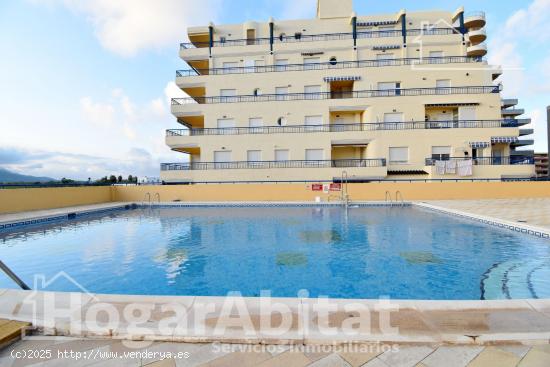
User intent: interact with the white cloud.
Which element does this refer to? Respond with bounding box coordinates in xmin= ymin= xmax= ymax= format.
xmin=164 ymin=81 xmax=189 ymax=105
xmin=80 ymin=96 xmax=115 ymax=127
xmin=31 ymin=0 xmax=222 ymax=56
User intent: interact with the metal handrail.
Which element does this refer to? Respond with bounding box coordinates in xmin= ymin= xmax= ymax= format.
xmin=175 ymin=56 xmax=483 ymax=77
xmin=425 ymin=156 xmax=534 ymax=166
xmin=395 ymin=191 xmax=404 ymax=207
xmin=161 ymin=159 xmax=386 ymax=171
xmin=465 ymin=11 xmax=486 ymax=19
xmin=180 ymin=27 xmax=458 ymax=49
xmin=0 ymin=260 xmax=31 ymax=290
xmin=171 ymin=85 xmax=501 ymax=105
xmin=166 ymin=119 xmax=522 ymax=137
xmin=385 ymin=191 xmax=393 ymax=206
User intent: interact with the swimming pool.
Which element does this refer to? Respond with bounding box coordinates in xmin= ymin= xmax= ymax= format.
xmin=1 ymin=205 xmax=549 ymax=300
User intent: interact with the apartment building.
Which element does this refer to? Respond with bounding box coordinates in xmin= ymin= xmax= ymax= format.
xmin=161 ymin=0 xmax=535 ymax=183
xmin=535 ymin=153 xmax=549 ymax=178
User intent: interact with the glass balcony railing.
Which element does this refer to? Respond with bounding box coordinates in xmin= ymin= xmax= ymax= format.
xmin=180 ymin=27 xmax=459 ymax=49
xmin=161 ymin=159 xmax=387 ymax=171
xmin=425 ymin=156 xmax=534 ymax=166
xmin=176 ymin=56 xmax=483 ymax=77
xmin=171 ymin=85 xmax=502 ymax=105
xmin=166 ymin=119 xmax=523 ymax=137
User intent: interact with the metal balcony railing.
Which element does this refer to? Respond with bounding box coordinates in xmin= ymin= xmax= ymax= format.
xmin=171 ymin=85 xmax=501 ymax=105
xmin=180 ymin=28 xmax=458 ymax=49
xmin=166 ymin=119 xmax=522 ymax=137
xmin=465 ymin=11 xmax=486 ymax=19
xmin=176 ymin=56 xmax=483 ymax=77
xmin=425 ymin=156 xmax=534 ymax=166
xmin=161 ymin=159 xmax=387 ymax=171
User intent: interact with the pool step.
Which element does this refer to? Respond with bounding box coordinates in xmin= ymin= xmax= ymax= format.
xmin=481 ymin=259 xmax=550 ymax=299
xmin=0 ymin=319 xmax=31 ymax=349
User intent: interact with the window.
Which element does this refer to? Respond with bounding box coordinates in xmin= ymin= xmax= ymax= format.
xmin=429 ymin=51 xmax=444 ymax=63
xmin=249 ymin=117 xmax=263 ymax=127
xmin=305 ymin=115 xmax=324 ymax=131
xmin=305 ymin=149 xmax=324 ymax=165
xmin=275 ymin=86 xmax=288 ymax=101
xmin=246 ymin=29 xmax=255 ymax=45
xmin=247 ymin=150 xmax=261 ymax=161
xmin=378 ymin=82 xmax=401 ymax=96
xmin=214 ymin=151 xmax=231 ymax=169
xmin=274 ymin=149 xmax=289 ymax=161
xmin=304 ymin=57 xmax=320 ymax=70
xmin=383 ymin=113 xmax=404 ymax=129
xmin=458 ymin=106 xmax=476 ymax=121
xmin=222 ymin=62 xmax=239 ymax=70
xmin=389 ymin=147 xmax=409 ymax=164
xmin=275 ymin=59 xmax=288 ymax=72
xmin=220 ymin=89 xmax=237 ymax=102
xmin=432 ymin=146 xmax=451 ymax=161
xmin=436 ymin=79 xmax=451 ymax=94
xmin=376 ymin=53 xmax=395 ymax=66
xmin=244 ymin=59 xmax=255 ymax=73
xmin=304 ymin=85 xmax=321 ymax=99
xmin=216 ymin=118 xmax=235 ymax=129
xmin=277 ymin=117 xmax=287 ymax=126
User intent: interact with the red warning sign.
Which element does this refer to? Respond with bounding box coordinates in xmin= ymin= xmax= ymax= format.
xmin=311 ymin=184 xmax=323 ymax=191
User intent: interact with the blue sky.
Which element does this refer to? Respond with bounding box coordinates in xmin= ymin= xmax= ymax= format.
xmin=0 ymin=0 xmax=549 ymax=180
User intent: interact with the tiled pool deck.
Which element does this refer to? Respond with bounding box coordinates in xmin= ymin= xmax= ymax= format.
xmin=1 ymin=199 xmax=550 ymax=365
xmin=1 ymin=336 xmax=549 ymax=366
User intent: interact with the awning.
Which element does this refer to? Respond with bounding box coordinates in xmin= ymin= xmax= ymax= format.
xmin=387 ymin=170 xmax=429 ymax=175
xmin=373 ymin=45 xmax=400 ymax=50
xmin=469 ymin=142 xmax=490 ymax=148
xmin=324 ymin=76 xmax=361 ymax=82
xmin=357 ymin=20 xmax=398 ymax=26
xmin=425 ymin=103 xmax=479 ymax=107
xmin=331 ymin=139 xmax=371 ymax=146
xmin=492 ymin=136 xmax=519 ymax=144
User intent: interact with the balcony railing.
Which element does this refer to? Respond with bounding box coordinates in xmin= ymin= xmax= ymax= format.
xmin=161 ymin=159 xmax=386 ymax=171
xmin=425 ymin=156 xmax=534 ymax=166
xmin=171 ymin=85 xmax=501 ymax=106
xmin=176 ymin=56 xmax=482 ymax=77
xmin=180 ymin=28 xmax=458 ymax=49
xmin=166 ymin=119 xmax=522 ymax=137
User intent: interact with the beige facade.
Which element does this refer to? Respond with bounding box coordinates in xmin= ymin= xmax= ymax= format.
xmin=161 ymin=0 xmax=535 ymax=183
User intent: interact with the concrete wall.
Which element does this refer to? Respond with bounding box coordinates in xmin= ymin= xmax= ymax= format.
xmin=0 ymin=187 xmax=112 ymax=214
xmin=112 ymin=182 xmax=550 ymax=202
xmin=2 ymin=182 xmax=550 ymax=214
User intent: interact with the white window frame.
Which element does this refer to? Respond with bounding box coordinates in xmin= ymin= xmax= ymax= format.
xmin=274 ymin=149 xmax=289 ymax=161
xmin=213 ymin=151 xmax=232 ymax=169
xmin=275 ymin=86 xmax=288 ymax=101
xmin=389 ymin=147 xmax=409 ymax=165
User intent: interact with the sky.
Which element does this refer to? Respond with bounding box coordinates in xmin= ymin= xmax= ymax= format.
xmin=0 ymin=0 xmax=549 ymax=180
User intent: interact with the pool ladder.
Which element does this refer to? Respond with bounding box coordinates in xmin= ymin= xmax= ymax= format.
xmin=143 ymin=192 xmax=161 ymax=207
xmin=385 ymin=191 xmax=405 ymax=207
xmin=0 ymin=260 xmax=30 ymax=290
xmin=341 ymin=171 xmax=350 ymax=208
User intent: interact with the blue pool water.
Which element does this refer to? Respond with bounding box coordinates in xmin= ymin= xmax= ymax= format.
xmin=1 ymin=206 xmax=549 ymax=300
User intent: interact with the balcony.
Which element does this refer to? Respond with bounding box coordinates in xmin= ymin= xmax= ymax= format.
xmin=467 ymin=42 xmax=487 ymax=57
xmin=175 ymin=56 xmax=483 ymax=78
xmin=467 ymin=28 xmax=486 ymax=44
xmin=171 ymin=85 xmax=501 ymax=106
xmin=161 ymin=159 xmax=386 ymax=171
xmin=501 ymin=99 xmax=518 ymax=108
xmin=464 ymin=11 xmax=486 ymax=29
xmin=179 ymin=28 xmax=458 ymax=50
xmin=511 ymin=139 xmax=534 ymax=148
xmin=425 ymin=156 xmax=534 ymax=166
xmin=519 ymin=128 xmax=534 ymax=136
xmin=502 ymin=108 xmax=525 ymax=117
xmin=165 ymin=119 xmax=522 ymax=137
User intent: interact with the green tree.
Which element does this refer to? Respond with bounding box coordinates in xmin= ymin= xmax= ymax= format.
xmin=117 ymin=175 xmax=123 ymax=183
xmin=128 ymin=175 xmax=133 ymax=183
xmin=109 ymin=175 xmax=117 ymax=183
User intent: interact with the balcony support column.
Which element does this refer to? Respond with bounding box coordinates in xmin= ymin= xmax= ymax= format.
xmin=269 ymin=18 xmax=274 ymax=53
xmin=352 ymin=15 xmax=357 ymax=48
xmin=459 ymin=12 xmax=465 ymax=41
xmin=401 ymin=13 xmax=407 ymax=45
xmin=208 ymin=24 xmax=214 ymax=57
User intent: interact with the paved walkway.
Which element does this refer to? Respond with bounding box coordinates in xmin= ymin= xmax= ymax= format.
xmin=426 ymin=198 xmax=550 ymax=230
xmin=1 ymin=338 xmax=550 ymax=366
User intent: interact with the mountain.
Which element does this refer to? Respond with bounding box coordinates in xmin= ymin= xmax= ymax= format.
xmin=0 ymin=168 xmax=55 ymax=183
